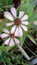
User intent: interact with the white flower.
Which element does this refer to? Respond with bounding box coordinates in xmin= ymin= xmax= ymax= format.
xmin=4 ymin=7 xmax=29 ymax=37
xmin=0 ymin=28 xmax=20 ymax=46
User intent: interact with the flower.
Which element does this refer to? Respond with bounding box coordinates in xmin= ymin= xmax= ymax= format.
xmin=4 ymin=7 xmax=29 ymax=37
xmin=0 ymin=28 xmax=20 ymax=46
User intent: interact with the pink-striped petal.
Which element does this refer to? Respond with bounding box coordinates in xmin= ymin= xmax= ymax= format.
xmin=21 ymin=21 xmax=29 ymax=25
xmin=11 ymin=25 xmax=16 ymax=33
xmin=3 ymin=28 xmax=9 ymax=33
xmin=15 ymin=27 xmax=23 ymax=37
xmin=11 ymin=7 xmax=17 ymax=17
xmin=4 ymin=12 xmax=14 ymax=21
xmin=1 ymin=33 xmax=9 ymax=38
xmin=19 ymin=11 xmax=24 ymax=18
xmin=4 ymin=38 xmax=10 ymax=45
xmin=15 ymin=27 xmax=19 ymax=36
xmin=14 ymin=38 xmax=20 ymax=44
xmin=6 ymin=22 xmax=14 ymax=26
xmin=9 ymin=39 xmax=14 ymax=46
xmin=21 ymin=15 xmax=28 ymax=21
xmin=18 ymin=26 xmax=23 ymax=37
xmin=21 ymin=25 xmax=28 ymax=31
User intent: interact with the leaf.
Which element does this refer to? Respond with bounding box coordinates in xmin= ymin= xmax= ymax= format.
xmin=25 ymin=2 xmax=34 ymax=16
xmin=27 ymin=35 xmax=36 ymax=45
xmin=8 ymin=0 xmax=13 ymax=5
xmin=0 ymin=45 xmax=5 ymax=55
xmin=1 ymin=0 xmax=13 ymax=6
xmin=28 ymin=62 xmax=34 ymax=65
xmin=20 ymin=0 xmax=34 ymax=16
xmin=29 ymin=14 xmax=37 ymax=22
xmin=20 ymin=31 xmax=27 ymax=46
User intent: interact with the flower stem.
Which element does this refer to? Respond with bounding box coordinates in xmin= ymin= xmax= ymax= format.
xmin=17 ymin=44 xmax=31 ymax=60
xmin=4 ymin=62 xmax=6 ymax=65
xmin=6 ymin=0 xmax=8 ymax=11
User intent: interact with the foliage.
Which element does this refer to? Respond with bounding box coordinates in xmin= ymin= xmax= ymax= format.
xmin=0 ymin=0 xmax=37 ymax=65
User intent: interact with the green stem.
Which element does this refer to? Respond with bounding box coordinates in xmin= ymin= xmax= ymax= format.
xmin=6 ymin=0 xmax=8 ymax=11
xmin=2 ymin=5 xmax=14 ymax=8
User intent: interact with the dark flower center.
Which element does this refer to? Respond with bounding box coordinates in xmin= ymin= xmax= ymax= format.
xmin=14 ymin=18 xmax=21 ymax=26
xmin=10 ymin=33 xmax=15 ymax=38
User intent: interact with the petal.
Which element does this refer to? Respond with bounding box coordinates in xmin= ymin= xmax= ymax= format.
xmin=1 ymin=33 xmax=9 ymax=38
xmin=4 ymin=38 xmax=10 ymax=45
xmin=9 ymin=39 xmax=14 ymax=46
xmin=11 ymin=7 xmax=17 ymax=17
xmin=19 ymin=11 xmax=24 ymax=18
xmin=3 ymin=28 xmax=9 ymax=33
xmin=11 ymin=25 xmax=16 ymax=33
xmin=6 ymin=22 xmax=14 ymax=26
xmin=15 ymin=27 xmax=23 ymax=37
xmin=4 ymin=12 xmax=14 ymax=21
xmin=18 ymin=26 xmax=23 ymax=37
xmin=14 ymin=38 xmax=20 ymax=44
xmin=14 ymin=27 xmax=19 ymax=36
xmin=21 ymin=25 xmax=28 ymax=31
xmin=21 ymin=15 xmax=28 ymax=21
xmin=21 ymin=21 xmax=29 ymax=25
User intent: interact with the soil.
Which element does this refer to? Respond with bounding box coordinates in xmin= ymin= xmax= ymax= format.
xmin=0 ymin=37 xmax=3 ymax=46
xmin=35 ymin=64 xmax=37 ymax=65
xmin=0 ymin=12 xmax=4 ymax=19
xmin=13 ymin=0 xmax=21 ymax=8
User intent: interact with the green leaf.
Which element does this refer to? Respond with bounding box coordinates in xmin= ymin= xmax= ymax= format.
xmin=0 ymin=45 xmax=5 ymax=55
xmin=27 ymin=35 xmax=36 ymax=45
xmin=28 ymin=62 xmax=34 ymax=65
xmin=26 ymin=2 xmax=34 ymax=16
xmin=20 ymin=31 xmax=27 ymax=46
xmin=1 ymin=0 xmax=13 ymax=6
xmin=20 ymin=0 xmax=34 ymax=16
xmin=31 ymin=14 xmax=37 ymax=21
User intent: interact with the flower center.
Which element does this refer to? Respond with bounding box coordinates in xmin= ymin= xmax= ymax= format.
xmin=10 ymin=33 xmax=15 ymax=38
xmin=14 ymin=18 xmax=21 ymax=26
